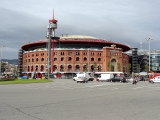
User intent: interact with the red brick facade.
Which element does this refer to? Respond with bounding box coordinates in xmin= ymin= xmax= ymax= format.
xmin=22 ymin=45 xmax=129 ymax=73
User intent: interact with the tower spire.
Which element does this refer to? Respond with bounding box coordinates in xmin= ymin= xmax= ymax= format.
xmin=49 ymin=8 xmax=57 ymax=23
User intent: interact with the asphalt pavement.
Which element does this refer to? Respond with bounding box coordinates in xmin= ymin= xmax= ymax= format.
xmin=0 ymin=79 xmax=160 ymax=120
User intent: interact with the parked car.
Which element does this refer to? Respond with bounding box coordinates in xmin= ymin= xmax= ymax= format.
xmin=76 ymin=76 xmax=88 ymax=83
xmin=150 ymin=76 xmax=160 ymax=83
xmin=110 ymin=76 xmax=127 ymax=83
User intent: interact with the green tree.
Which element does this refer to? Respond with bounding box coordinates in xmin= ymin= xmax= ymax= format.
xmin=93 ymin=62 xmax=97 ymax=72
xmin=145 ymin=63 xmax=149 ymax=72
xmin=85 ymin=63 xmax=88 ymax=72
xmin=126 ymin=63 xmax=131 ymax=76
xmin=111 ymin=65 xmax=114 ymax=71
xmin=153 ymin=64 xmax=156 ymax=71
xmin=137 ymin=64 xmax=140 ymax=73
xmin=107 ymin=61 xmax=110 ymax=71
xmin=1 ymin=62 xmax=5 ymax=73
xmin=117 ymin=62 xmax=121 ymax=71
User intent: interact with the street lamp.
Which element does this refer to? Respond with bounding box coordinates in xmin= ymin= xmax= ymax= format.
xmin=0 ymin=45 xmax=4 ymax=78
xmin=146 ymin=38 xmax=153 ymax=71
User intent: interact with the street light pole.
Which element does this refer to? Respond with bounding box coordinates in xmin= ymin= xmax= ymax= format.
xmin=146 ymin=38 xmax=153 ymax=72
xmin=0 ymin=45 xmax=4 ymax=79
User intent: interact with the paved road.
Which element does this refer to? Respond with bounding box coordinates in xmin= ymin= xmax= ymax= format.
xmin=0 ymin=79 xmax=160 ymax=120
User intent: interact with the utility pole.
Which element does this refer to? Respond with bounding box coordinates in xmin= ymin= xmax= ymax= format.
xmin=146 ymin=38 xmax=153 ymax=72
xmin=45 ymin=10 xmax=59 ymax=80
xmin=0 ymin=45 xmax=4 ymax=79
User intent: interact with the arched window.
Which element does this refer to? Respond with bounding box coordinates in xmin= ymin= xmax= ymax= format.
xmin=28 ymin=66 xmax=30 ymax=72
xmin=31 ymin=66 xmax=34 ymax=72
xmin=91 ymin=57 xmax=94 ymax=62
xmin=76 ymin=57 xmax=80 ymax=61
xmin=40 ymin=65 xmax=44 ymax=72
xmin=68 ymin=65 xmax=72 ymax=72
xmin=75 ymin=65 xmax=80 ymax=72
xmin=83 ymin=57 xmax=87 ymax=61
xmin=98 ymin=58 xmax=101 ymax=62
xmin=60 ymin=65 xmax=64 ymax=72
xmin=98 ymin=65 xmax=101 ymax=72
xmin=35 ymin=65 xmax=38 ymax=72
xmin=53 ymin=65 xmax=57 ymax=72
xmin=83 ymin=65 xmax=87 ymax=72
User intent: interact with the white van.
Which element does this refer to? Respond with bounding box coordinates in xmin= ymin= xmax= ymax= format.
xmin=97 ymin=73 xmax=114 ymax=82
xmin=73 ymin=72 xmax=89 ymax=81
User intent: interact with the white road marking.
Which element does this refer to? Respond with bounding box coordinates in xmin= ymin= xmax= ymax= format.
xmin=133 ymin=84 xmax=159 ymax=89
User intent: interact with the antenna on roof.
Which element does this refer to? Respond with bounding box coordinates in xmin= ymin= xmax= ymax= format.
xmin=53 ymin=8 xmax=54 ymax=19
xmin=140 ymin=41 xmax=142 ymax=50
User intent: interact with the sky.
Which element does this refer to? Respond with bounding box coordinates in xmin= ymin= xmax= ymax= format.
xmin=0 ymin=0 xmax=160 ymax=59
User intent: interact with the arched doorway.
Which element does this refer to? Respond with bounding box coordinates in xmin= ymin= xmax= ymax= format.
xmin=40 ymin=65 xmax=44 ymax=72
xmin=91 ymin=65 xmax=94 ymax=72
xmin=110 ymin=58 xmax=117 ymax=71
xmin=60 ymin=65 xmax=64 ymax=72
xmin=53 ymin=65 xmax=57 ymax=72
xmin=98 ymin=65 xmax=101 ymax=72
xmin=83 ymin=65 xmax=87 ymax=72
xmin=75 ymin=65 xmax=80 ymax=72
xmin=68 ymin=65 xmax=72 ymax=72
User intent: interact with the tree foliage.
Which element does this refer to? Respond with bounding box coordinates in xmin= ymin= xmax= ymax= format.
xmin=126 ymin=63 xmax=131 ymax=76
xmin=117 ymin=62 xmax=121 ymax=71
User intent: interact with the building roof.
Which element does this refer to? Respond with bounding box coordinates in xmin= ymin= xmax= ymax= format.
xmin=60 ymin=35 xmax=97 ymax=39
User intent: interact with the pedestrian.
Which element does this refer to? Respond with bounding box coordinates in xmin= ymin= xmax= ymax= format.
xmin=133 ymin=76 xmax=137 ymax=85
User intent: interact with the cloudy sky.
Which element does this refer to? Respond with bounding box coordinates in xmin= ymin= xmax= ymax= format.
xmin=0 ymin=0 xmax=160 ymax=59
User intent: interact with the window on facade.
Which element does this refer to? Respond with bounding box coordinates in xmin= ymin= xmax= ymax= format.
xmin=36 ymin=58 xmax=38 ymax=62
xmin=68 ymin=52 xmax=72 ymax=56
xmin=32 ymin=54 xmax=34 ymax=57
xmin=98 ymin=53 xmax=101 ymax=56
xmin=76 ymin=52 xmax=80 ymax=55
xmin=91 ymin=52 xmax=94 ymax=56
xmin=61 ymin=52 xmax=64 ymax=55
xmin=84 ymin=57 xmax=87 ymax=61
xmin=91 ymin=57 xmax=94 ymax=61
xmin=54 ymin=58 xmax=57 ymax=61
xmin=76 ymin=57 xmax=80 ymax=61
xmin=36 ymin=53 xmax=39 ymax=56
xmin=28 ymin=66 xmax=30 ymax=72
xmin=41 ymin=53 xmax=44 ymax=56
xmin=40 ymin=65 xmax=44 ymax=71
xmin=35 ymin=65 xmax=38 ymax=71
xmin=32 ymin=59 xmax=34 ymax=62
xmin=68 ymin=57 xmax=72 ymax=61
xmin=98 ymin=58 xmax=101 ymax=62
xmin=41 ymin=58 xmax=44 ymax=61
xmin=61 ymin=57 xmax=64 ymax=61
xmin=54 ymin=52 xmax=57 ymax=55
xmin=28 ymin=59 xmax=30 ymax=62
xmin=83 ymin=52 xmax=87 ymax=55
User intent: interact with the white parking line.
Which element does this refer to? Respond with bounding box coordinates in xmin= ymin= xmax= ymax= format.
xmin=133 ymin=84 xmax=159 ymax=89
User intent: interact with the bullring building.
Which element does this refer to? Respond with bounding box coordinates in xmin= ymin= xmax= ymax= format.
xmin=18 ymin=35 xmax=130 ymax=78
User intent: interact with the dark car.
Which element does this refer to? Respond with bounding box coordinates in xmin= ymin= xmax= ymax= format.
xmin=110 ymin=76 xmax=127 ymax=83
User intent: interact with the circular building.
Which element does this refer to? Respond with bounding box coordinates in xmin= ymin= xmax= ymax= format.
xmin=19 ymin=35 xmax=130 ymax=78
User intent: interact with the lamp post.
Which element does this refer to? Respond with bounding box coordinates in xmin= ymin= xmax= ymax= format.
xmin=146 ymin=38 xmax=153 ymax=72
xmin=0 ymin=45 xmax=4 ymax=79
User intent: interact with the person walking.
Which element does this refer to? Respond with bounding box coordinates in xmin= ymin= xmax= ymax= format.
xmin=133 ymin=76 xmax=137 ymax=85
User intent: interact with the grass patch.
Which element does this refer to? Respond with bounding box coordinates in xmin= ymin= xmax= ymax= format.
xmin=0 ymin=78 xmax=53 ymax=85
